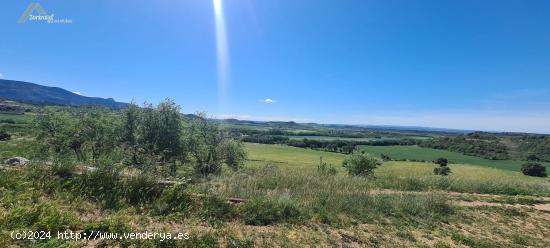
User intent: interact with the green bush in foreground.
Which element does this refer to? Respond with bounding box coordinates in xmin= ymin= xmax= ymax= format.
xmin=317 ymin=156 xmax=337 ymax=176
xmin=342 ymin=152 xmax=381 ymax=177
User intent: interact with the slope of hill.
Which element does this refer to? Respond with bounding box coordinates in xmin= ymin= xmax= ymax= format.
xmin=0 ymin=79 xmax=126 ymax=108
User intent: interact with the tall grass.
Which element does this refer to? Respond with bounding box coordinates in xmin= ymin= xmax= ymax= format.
xmin=204 ymin=165 xmax=454 ymax=224
xmin=377 ymin=162 xmax=550 ymax=196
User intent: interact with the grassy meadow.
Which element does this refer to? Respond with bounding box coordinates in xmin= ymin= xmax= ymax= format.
xmin=199 ymin=143 xmax=550 ymax=246
xmin=244 ymin=143 xmax=550 ymax=196
xmin=2 ymin=113 xmax=550 ymax=247
xmin=245 ymin=143 xmax=347 ymax=170
xmin=359 ymin=145 xmax=549 ymax=171
xmin=284 ymin=135 xmax=398 ymax=142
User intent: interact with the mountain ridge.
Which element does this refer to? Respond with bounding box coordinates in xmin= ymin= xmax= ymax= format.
xmin=0 ymin=79 xmax=126 ymax=108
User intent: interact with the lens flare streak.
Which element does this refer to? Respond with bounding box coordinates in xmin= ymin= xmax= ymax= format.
xmin=213 ymin=0 xmax=229 ymax=111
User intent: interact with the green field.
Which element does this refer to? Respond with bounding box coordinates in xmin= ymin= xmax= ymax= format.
xmin=245 ymin=143 xmax=542 ymax=180
xmin=0 ymin=113 xmax=31 ymax=123
xmin=244 ymin=143 xmax=550 ymax=196
xmin=245 ymin=142 xmax=346 ymax=170
xmin=358 ymin=145 xmax=548 ymax=171
xmin=284 ymin=135 xmax=399 ymax=141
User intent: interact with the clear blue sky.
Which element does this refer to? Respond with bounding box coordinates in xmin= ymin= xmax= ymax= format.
xmin=1 ymin=0 xmax=550 ymax=133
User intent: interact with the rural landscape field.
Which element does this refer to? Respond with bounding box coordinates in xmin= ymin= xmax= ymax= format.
xmin=2 ymin=0 xmax=550 ymax=247
xmin=1 ymin=99 xmax=549 ymax=247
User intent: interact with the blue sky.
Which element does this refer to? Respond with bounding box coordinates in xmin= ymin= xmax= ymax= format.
xmin=1 ymin=0 xmax=550 ymax=133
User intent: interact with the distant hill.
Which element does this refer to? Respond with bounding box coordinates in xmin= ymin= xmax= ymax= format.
xmin=0 ymin=79 xmax=127 ymax=108
xmin=215 ymin=117 xmax=475 ymax=135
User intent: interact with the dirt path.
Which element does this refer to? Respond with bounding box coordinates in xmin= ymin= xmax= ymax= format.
xmin=455 ymin=201 xmax=550 ymax=211
xmin=369 ymin=189 xmax=550 ymax=212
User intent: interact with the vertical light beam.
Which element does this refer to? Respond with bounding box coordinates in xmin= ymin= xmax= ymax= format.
xmin=213 ymin=0 xmax=230 ymax=112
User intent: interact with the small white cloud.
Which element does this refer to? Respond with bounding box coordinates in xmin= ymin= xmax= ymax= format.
xmin=263 ymin=98 xmax=276 ymax=104
xmin=73 ymin=91 xmax=82 ymax=95
xmin=0 ymin=73 xmax=3 ymax=78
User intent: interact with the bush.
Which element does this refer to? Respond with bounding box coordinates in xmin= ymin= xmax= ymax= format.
xmin=433 ymin=166 xmax=451 ymax=176
xmin=521 ymin=163 xmax=547 ymax=177
xmin=433 ymin=157 xmax=451 ymax=176
xmin=0 ymin=130 xmax=10 ymax=141
xmin=342 ymin=152 xmax=381 ymax=177
xmin=221 ymin=139 xmax=247 ymax=170
xmin=317 ymin=157 xmax=337 ymax=176
xmin=433 ymin=158 xmax=448 ymax=166
xmin=240 ymin=198 xmax=301 ymax=225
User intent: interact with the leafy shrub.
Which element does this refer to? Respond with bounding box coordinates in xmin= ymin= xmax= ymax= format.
xmin=221 ymin=139 xmax=247 ymax=170
xmin=433 ymin=158 xmax=448 ymax=166
xmin=0 ymin=130 xmax=10 ymax=141
xmin=521 ymin=163 xmax=547 ymax=177
xmin=240 ymin=198 xmax=301 ymax=225
xmin=342 ymin=152 xmax=381 ymax=177
xmin=433 ymin=157 xmax=451 ymax=175
xmin=434 ymin=166 xmax=451 ymax=176
xmin=317 ymin=157 xmax=337 ymax=176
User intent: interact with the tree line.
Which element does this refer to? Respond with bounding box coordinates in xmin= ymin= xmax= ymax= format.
xmin=514 ymin=136 xmax=550 ymax=162
xmin=240 ymin=134 xmax=419 ymax=154
xmin=32 ymin=99 xmax=246 ymax=177
xmin=419 ymin=135 xmax=509 ymax=160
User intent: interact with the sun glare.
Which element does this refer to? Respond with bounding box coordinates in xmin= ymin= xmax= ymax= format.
xmin=213 ymin=0 xmax=229 ymax=112
xmin=213 ymin=0 xmax=223 ymax=17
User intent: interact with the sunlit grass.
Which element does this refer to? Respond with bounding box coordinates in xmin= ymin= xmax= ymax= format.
xmin=359 ymin=145 xmax=550 ymax=171
xmin=243 ymin=143 xmax=550 ymax=196
xmin=245 ymin=143 xmax=346 ymax=170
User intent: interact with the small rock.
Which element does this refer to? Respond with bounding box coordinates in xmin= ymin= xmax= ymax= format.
xmin=4 ymin=157 xmax=30 ymax=166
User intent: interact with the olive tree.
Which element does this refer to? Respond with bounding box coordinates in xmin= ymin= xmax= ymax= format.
xmin=220 ymin=139 xmax=247 ymax=170
xmin=184 ymin=113 xmax=225 ymax=176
